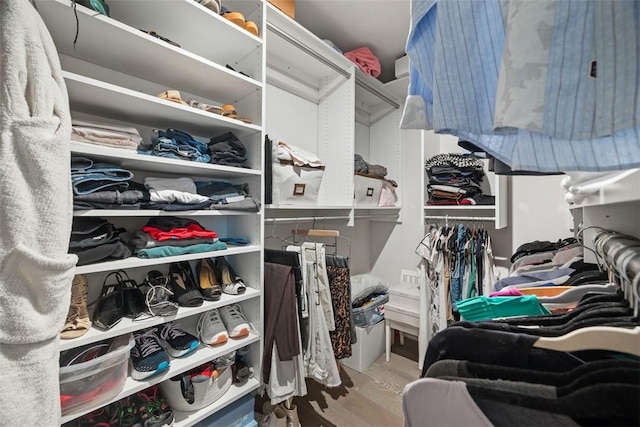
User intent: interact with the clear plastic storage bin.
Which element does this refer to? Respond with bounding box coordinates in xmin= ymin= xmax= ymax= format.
xmin=59 ymin=334 xmax=134 ymax=416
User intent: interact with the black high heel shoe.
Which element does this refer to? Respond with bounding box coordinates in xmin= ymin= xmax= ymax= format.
xmin=215 ymin=257 xmax=246 ymax=295
xmin=169 ymin=262 xmax=204 ymax=307
xmin=117 ymin=270 xmax=146 ymax=319
xmin=92 ymin=274 xmax=124 ymax=330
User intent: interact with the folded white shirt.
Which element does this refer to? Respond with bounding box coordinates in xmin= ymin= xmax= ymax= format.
xmin=145 ymin=177 xmax=210 ymax=204
xmin=276 ymin=140 xmax=325 ymax=167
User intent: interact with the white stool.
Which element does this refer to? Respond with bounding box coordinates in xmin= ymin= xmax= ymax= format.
xmin=384 ymin=270 xmax=423 ymax=369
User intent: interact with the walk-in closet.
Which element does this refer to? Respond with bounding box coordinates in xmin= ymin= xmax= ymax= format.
xmin=1 ymin=0 xmax=639 ymax=426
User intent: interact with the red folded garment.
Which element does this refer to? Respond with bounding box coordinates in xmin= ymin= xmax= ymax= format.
xmin=344 ymin=47 xmax=381 ymax=78
xmin=143 ymin=224 xmax=218 ymax=241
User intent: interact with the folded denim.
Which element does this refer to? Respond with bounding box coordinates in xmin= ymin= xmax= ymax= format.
xmin=71 ymin=161 xmax=134 ymax=195
xmin=136 ymin=241 xmax=227 ymax=259
xmin=153 ymin=128 xmax=209 ymax=154
xmin=211 ymin=151 xmax=247 ymax=162
xmin=74 ymin=201 xmax=141 ymax=210
xmin=74 ymin=190 xmax=143 ymax=204
xmin=71 ymin=241 xmax=132 ymax=266
xmin=70 ymin=157 xmax=94 ymax=173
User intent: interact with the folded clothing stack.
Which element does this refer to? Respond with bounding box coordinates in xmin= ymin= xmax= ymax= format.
xmin=208 ymin=131 xmax=248 ymax=168
xmin=425 ymin=153 xmax=495 ymax=206
xmin=139 ymin=128 xmax=211 ymax=163
xmin=123 ymin=217 xmax=226 ymax=259
xmin=69 ymin=218 xmax=132 ymax=266
xmin=72 ymin=120 xmax=142 ymax=150
xmin=354 ymin=153 xmax=398 ymax=186
xmin=71 ymin=157 xmax=144 ymax=210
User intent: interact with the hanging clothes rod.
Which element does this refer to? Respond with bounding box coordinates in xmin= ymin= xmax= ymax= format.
xmin=594 ymin=231 xmax=640 ymax=284
xmin=265 ymin=214 xmax=398 ymax=223
xmin=266 ymin=23 xmax=351 ymax=79
xmin=424 ymin=215 xmax=495 ymax=222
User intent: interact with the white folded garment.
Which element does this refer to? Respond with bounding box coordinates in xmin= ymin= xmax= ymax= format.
xmin=276 ymin=140 xmax=325 ymax=167
xmin=429 ymin=184 xmax=467 ymax=194
xmin=72 ymin=119 xmax=143 ymax=141
xmin=145 ymin=177 xmax=210 ymax=204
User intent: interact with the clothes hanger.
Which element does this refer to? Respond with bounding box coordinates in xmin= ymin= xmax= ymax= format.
xmin=533 ymin=326 xmax=640 ymax=356
xmin=264 ymin=219 xmax=295 ymax=249
xmin=537 ymin=283 xmax=619 ymax=305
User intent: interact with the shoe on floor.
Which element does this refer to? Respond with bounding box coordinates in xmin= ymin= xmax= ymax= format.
xmin=130 ymin=329 xmax=170 ymax=380
xmin=219 ymin=304 xmax=250 ymax=339
xmin=197 ymin=309 xmax=229 ymax=346
xmin=155 ymin=322 xmax=199 ymax=358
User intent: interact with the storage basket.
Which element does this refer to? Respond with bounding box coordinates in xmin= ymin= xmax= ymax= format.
xmin=59 ymin=334 xmax=134 ymax=416
xmin=354 ymin=173 xmax=383 ymax=207
xmin=272 ymin=160 xmax=325 ymax=205
xmin=352 ymin=293 xmax=389 ymax=327
xmin=160 ymin=365 xmax=232 ymax=412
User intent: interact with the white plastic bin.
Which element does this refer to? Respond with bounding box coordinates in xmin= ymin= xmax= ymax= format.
xmin=59 ymin=334 xmax=134 ymax=416
xmin=341 ymin=321 xmax=386 ymax=373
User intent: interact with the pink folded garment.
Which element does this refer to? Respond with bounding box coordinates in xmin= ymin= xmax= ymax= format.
xmin=489 ymin=288 xmax=524 ymax=297
xmin=344 ymin=47 xmax=381 ymax=78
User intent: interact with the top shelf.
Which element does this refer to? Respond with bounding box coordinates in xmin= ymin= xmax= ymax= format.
xmin=266 ymin=3 xmax=353 ymax=85
xmin=354 ymin=68 xmax=401 ymax=111
xmin=567 ymin=169 xmax=640 ymax=209
xmin=37 ymin=0 xmax=262 ymax=103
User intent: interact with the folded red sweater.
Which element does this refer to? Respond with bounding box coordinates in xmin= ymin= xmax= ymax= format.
xmin=143 ymin=223 xmax=218 ymax=241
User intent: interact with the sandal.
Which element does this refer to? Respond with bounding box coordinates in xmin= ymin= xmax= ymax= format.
xmin=115 ymin=271 xmax=147 ymax=319
xmin=140 ymin=270 xmax=179 ymax=317
xmin=188 ymin=98 xmax=223 ymax=115
xmin=222 ymin=104 xmax=253 ymax=124
xmin=215 ymin=257 xmax=246 ymax=295
xmin=196 ymin=258 xmax=223 ymax=301
xmin=61 ymin=275 xmax=92 ymax=339
xmin=223 ymin=11 xmax=245 ymax=27
xmin=169 ymin=262 xmax=204 ymax=307
xmin=158 ymin=90 xmax=188 ymax=105
xmin=244 ymin=21 xmax=259 ymax=37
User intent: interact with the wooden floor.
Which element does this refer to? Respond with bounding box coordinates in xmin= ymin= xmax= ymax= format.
xmin=258 ymin=338 xmax=421 ymax=427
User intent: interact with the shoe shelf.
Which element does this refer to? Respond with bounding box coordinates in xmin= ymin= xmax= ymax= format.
xmin=73 ymin=210 xmax=258 ymax=217
xmin=63 ymin=71 xmax=261 ymax=139
xmin=60 ymin=287 xmax=260 ymax=352
xmin=35 ymin=0 xmax=262 ymax=103
xmin=60 ymin=333 xmax=260 ymax=424
xmin=71 ymin=141 xmax=262 ymax=179
xmin=74 ymin=245 xmax=261 ymax=275
xmin=173 ymin=378 xmax=261 ymax=427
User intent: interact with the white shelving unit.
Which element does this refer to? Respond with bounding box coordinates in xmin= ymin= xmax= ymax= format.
xmin=422 ymin=134 xmax=509 ymax=230
xmin=37 ymin=1 xmax=265 ymax=425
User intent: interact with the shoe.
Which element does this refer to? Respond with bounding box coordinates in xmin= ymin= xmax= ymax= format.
xmin=223 ymin=11 xmax=245 ymax=27
xmin=117 ymin=271 xmax=147 ymax=319
xmin=233 ymin=345 xmax=254 ymax=384
xmin=273 ymin=402 xmax=301 ymax=427
xmin=196 ymin=259 xmax=222 ymax=301
xmin=219 ymin=304 xmax=250 ymax=339
xmin=92 ymin=274 xmax=124 ymax=330
xmin=140 ymin=270 xmax=179 ymax=317
xmin=131 ymin=385 xmax=175 ymax=427
xmin=61 ymin=274 xmax=92 ymax=339
xmin=169 ymin=262 xmax=203 ymax=307
xmin=196 ymin=309 xmax=229 ymax=346
xmin=130 ymin=329 xmax=170 ymax=380
xmin=244 ymin=21 xmax=259 ymax=36
xmin=155 ymin=322 xmax=199 ymax=358
xmin=215 ymin=257 xmax=246 ymax=295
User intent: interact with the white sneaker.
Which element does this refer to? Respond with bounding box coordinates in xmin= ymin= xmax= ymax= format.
xmin=219 ymin=304 xmax=250 ymax=339
xmin=197 ymin=309 xmax=228 ymax=346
